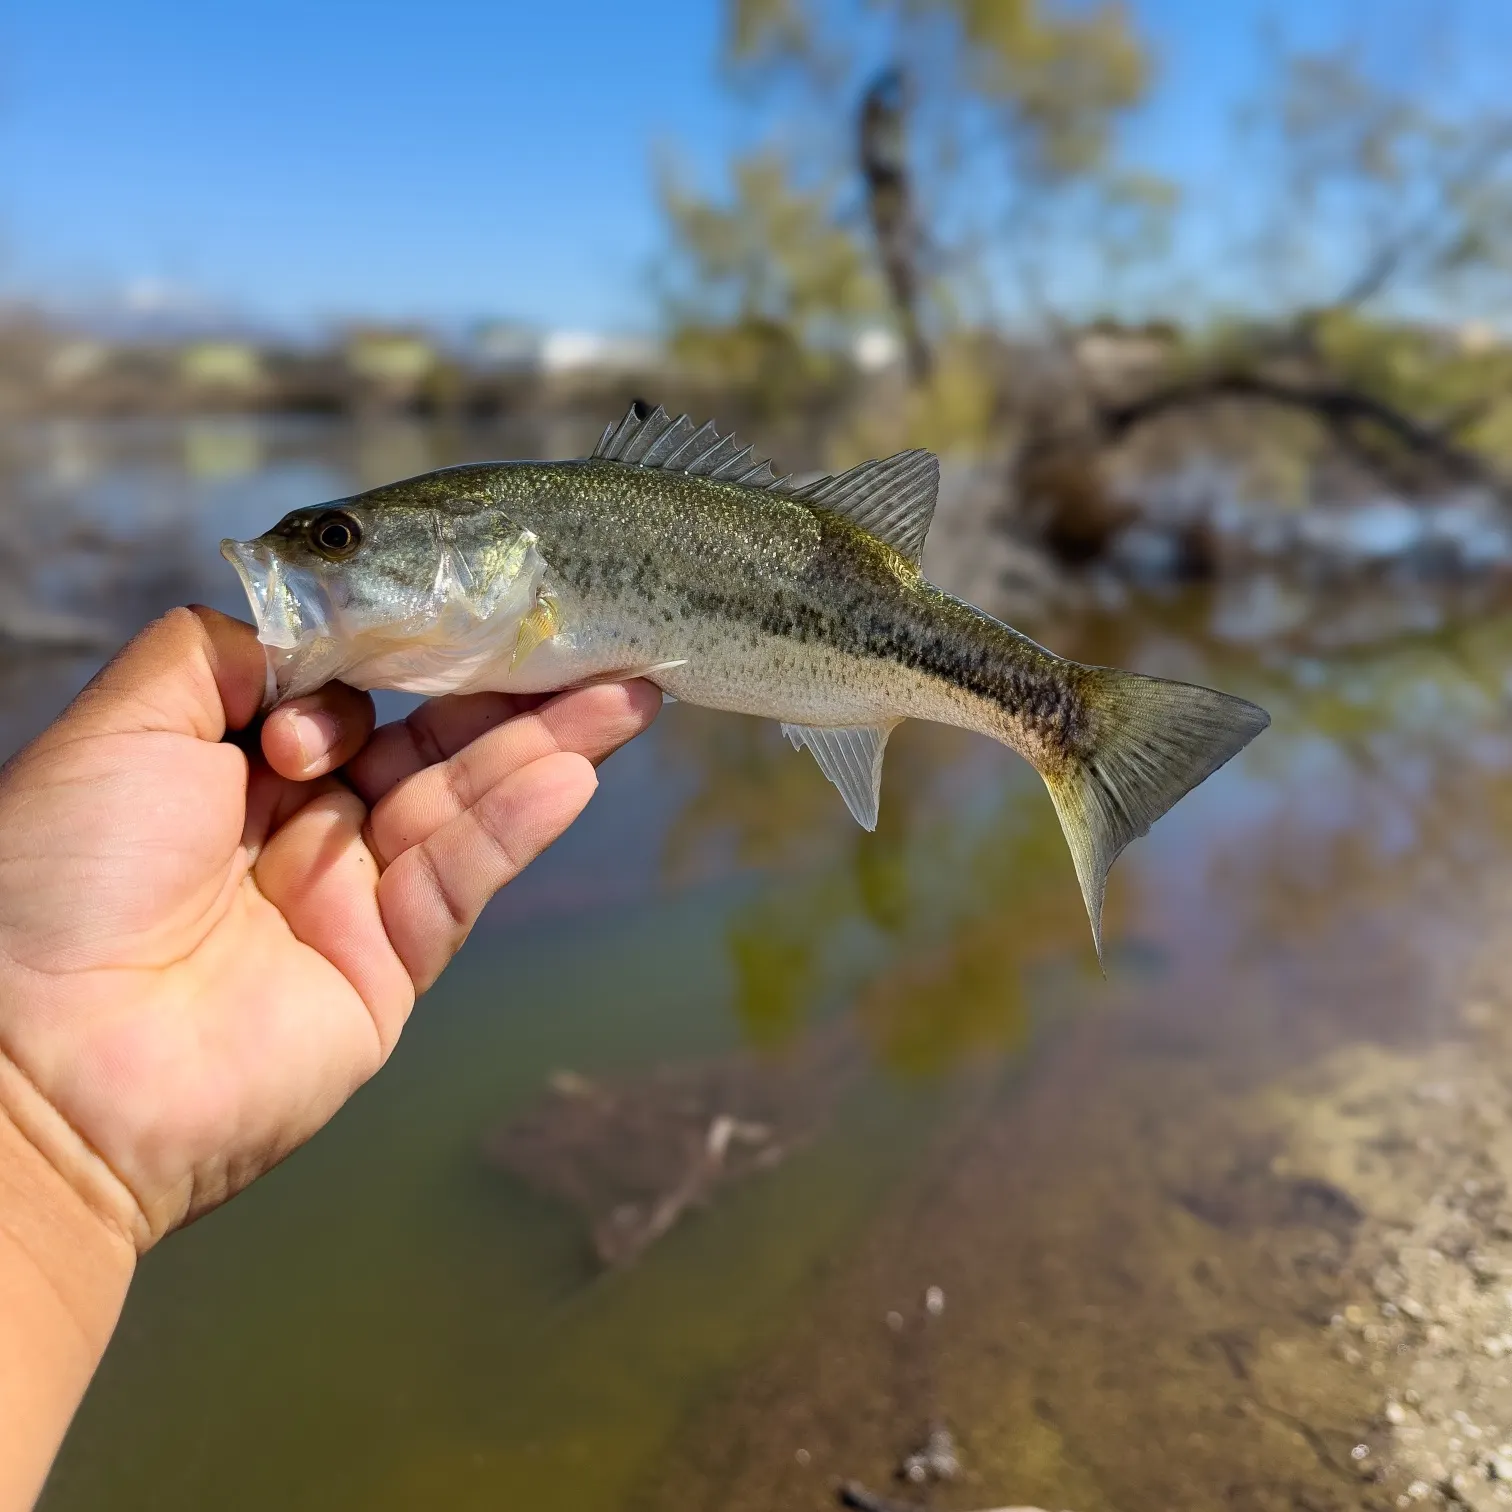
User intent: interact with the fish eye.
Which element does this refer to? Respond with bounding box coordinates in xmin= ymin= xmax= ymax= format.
xmin=309 ymin=510 xmax=362 ymax=560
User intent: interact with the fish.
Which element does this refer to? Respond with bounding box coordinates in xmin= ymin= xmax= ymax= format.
xmin=222 ymin=403 xmax=1269 ymax=956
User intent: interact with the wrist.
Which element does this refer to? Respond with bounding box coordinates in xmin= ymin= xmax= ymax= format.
xmin=0 ymin=1102 xmax=135 ymax=1510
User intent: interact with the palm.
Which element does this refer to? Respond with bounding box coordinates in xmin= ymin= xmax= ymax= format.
xmin=0 ymin=609 xmax=657 ymax=1248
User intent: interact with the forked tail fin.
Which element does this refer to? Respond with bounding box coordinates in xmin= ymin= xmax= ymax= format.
xmin=1040 ymin=668 xmax=1269 ymax=962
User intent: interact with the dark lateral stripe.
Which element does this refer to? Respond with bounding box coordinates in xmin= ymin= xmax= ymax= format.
xmin=551 ymin=525 xmax=1081 ymax=740
xmin=672 ymin=582 xmax=1077 ymax=734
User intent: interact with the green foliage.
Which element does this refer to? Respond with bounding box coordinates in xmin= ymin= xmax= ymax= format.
xmin=910 ymin=0 xmax=1151 ymax=178
xmin=833 ymin=333 xmax=1002 ymax=463
xmin=1311 ymin=311 xmax=1512 ymax=464
xmin=660 ymin=0 xmax=1160 ymax=433
xmin=726 ymin=0 xmax=818 ymax=71
xmin=658 ymin=151 xmax=886 ymax=418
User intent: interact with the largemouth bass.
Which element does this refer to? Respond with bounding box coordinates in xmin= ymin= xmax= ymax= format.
xmin=222 ymin=404 xmax=1268 ymax=955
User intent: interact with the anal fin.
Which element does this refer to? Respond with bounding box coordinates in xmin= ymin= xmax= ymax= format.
xmin=782 ymin=721 xmax=898 ymax=830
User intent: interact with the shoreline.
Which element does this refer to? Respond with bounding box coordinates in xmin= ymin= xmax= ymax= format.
xmin=633 ymin=864 xmax=1509 ymax=1512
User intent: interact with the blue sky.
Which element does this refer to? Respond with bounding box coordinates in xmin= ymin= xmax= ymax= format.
xmin=1 ymin=1 xmax=1507 ymax=334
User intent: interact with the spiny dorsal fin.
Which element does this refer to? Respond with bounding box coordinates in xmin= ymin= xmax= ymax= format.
xmin=593 ymin=407 xmax=940 ymax=562
xmin=592 ymin=404 xmax=788 ymax=489
xmin=789 ymin=450 xmax=939 ymax=564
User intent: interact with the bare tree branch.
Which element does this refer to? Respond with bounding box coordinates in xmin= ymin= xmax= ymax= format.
xmin=1097 ymin=369 xmax=1505 ymax=492
xmin=1333 ymin=126 xmax=1512 ymax=312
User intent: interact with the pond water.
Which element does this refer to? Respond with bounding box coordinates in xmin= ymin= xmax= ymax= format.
xmin=7 ymin=417 xmax=1511 ymax=1510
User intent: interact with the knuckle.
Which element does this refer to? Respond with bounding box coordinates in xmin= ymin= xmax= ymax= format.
xmin=473 ymin=798 xmax=527 ymax=883
xmin=404 ymin=708 xmax=450 ymax=770
xmin=417 ymin=843 xmax=472 ymax=935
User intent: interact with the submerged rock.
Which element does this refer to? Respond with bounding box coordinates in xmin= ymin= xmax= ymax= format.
xmin=898 ymin=1424 xmax=959 ymax=1484
xmin=482 ymin=1024 xmax=862 ymax=1268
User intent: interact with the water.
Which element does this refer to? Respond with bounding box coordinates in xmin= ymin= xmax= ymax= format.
xmin=5 ymin=417 xmax=1510 ymax=1510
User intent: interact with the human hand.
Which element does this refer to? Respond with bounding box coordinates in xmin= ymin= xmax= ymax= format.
xmin=0 ymin=607 xmax=659 ymax=1252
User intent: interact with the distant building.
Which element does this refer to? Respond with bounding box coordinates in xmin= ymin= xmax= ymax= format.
xmin=538 ymin=330 xmax=659 ymax=375
xmin=470 ymin=321 xmax=543 ymax=371
xmin=179 ymin=340 xmax=264 ymax=392
xmin=1457 ymin=320 xmax=1503 ymax=355
xmin=343 ymin=330 xmax=438 ymax=384
xmin=466 ymin=323 xmax=661 ymax=378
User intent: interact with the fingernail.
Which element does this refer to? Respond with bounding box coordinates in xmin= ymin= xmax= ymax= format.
xmin=289 ymin=707 xmax=338 ymax=771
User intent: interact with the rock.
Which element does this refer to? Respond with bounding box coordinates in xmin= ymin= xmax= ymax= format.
xmin=898 ymin=1425 xmax=959 ymax=1485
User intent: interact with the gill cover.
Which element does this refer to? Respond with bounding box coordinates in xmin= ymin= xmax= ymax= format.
xmin=220 ymin=524 xmax=548 ymax=704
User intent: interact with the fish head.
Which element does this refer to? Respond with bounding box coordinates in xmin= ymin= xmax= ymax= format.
xmin=221 ymin=492 xmax=545 ymax=703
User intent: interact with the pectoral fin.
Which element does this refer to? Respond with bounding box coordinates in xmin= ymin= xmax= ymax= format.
xmin=510 ymin=594 xmax=561 ymax=670
xmin=781 ymin=721 xmax=899 ymax=829
xmin=621 ymin=659 xmax=688 ymax=680
xmin=572 ymin=658 xmax=689 ymax=690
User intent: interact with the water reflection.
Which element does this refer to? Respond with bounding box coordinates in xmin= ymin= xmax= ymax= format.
xmin=624 ymin=618 xmax=1512 ymax=1512
xmin=1213 ymin=631 xmax=1512 ymax=962
xmin=656 ymin=697 xmax=1109 ymax=1075
xmin=178 ymin=417 xmax=266 ymax=480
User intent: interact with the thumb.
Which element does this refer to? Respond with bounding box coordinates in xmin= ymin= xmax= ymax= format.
xmin=43 ymin=607 xmax=269 ymax=748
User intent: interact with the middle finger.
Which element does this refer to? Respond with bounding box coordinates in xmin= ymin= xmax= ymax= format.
xmin=363 ymin=680 xmax=660 ymax=868
xmin=346 ymin=690 xmax=542 ymax=803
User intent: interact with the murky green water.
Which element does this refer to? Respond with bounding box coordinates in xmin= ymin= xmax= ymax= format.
xmin=6 ymin=417 xmax=1511 ymax=1509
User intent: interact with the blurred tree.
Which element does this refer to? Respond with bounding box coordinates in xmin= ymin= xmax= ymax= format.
xmin=660 ymin=0 xmax=1161 ymax=449
xmin=666 ymin=6 xmax=1512 ymax=542
xmin=726 ymin=0 xmax=819 ymax=74
xmin=1079 ymin=41 xmax=1512 ymax=499
xmin=658 ymin=150 xmax=886 ymax=424
xmin=1258 ymin=45 xmax=1512 ymax=320
xmin=858 ymin=67 xmax=929 ymax=382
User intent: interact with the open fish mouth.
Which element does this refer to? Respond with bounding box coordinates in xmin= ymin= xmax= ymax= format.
xmin=221 ymin=538 xmax=279 ymax=640
xmin=220 ymin=537 xmax=332 ymax=650
xmin=221 ymin=536 xmax=351 ymax=706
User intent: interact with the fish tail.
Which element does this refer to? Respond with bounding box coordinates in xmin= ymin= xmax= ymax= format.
xmin=1033 ymin=666 xmax=1269 ymax=963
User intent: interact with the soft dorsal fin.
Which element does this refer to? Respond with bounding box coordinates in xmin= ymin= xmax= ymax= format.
xmin=789 ymin=450 xmax=940 ymax=564
xmin=592 ymin=403 xmax=788 ymax=489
